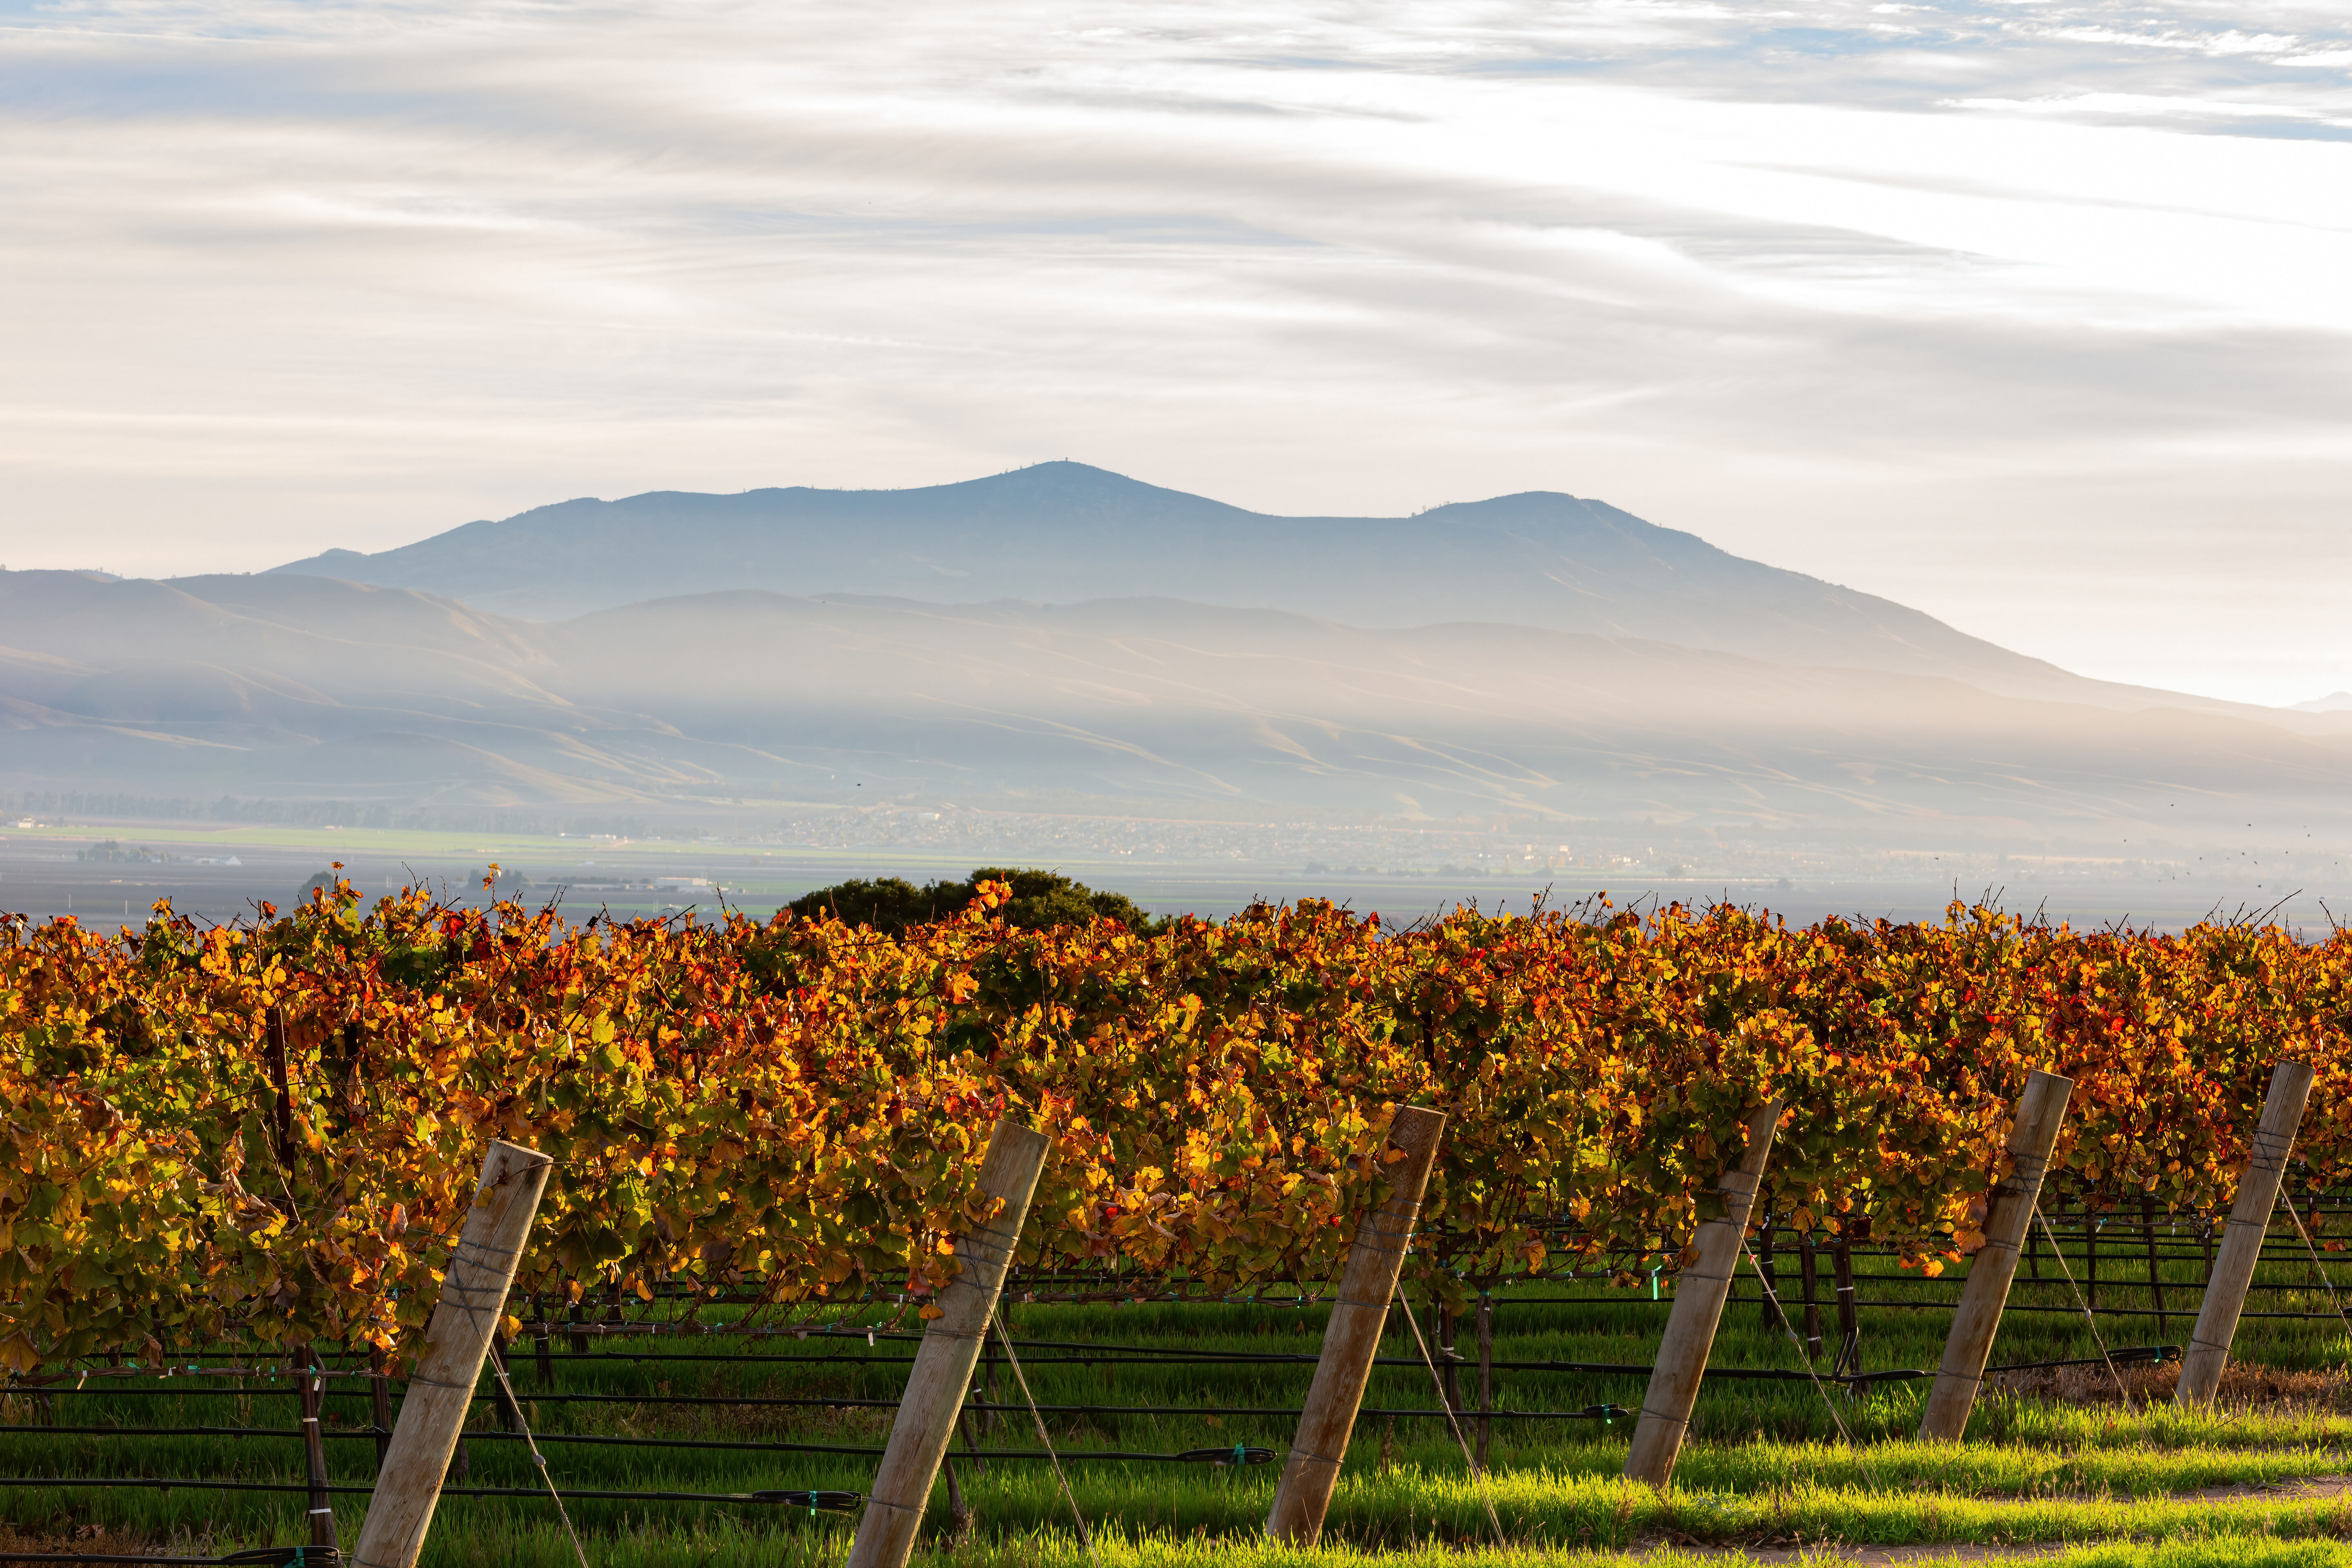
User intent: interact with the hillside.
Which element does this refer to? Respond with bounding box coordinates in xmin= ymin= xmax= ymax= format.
xmin=0 ymin=571 xmax=764 ymax=803
xmin=8 ymin=570 xmax=2352 ymax=846
xmin=271 ymin=462 xmax=2136 ymax=706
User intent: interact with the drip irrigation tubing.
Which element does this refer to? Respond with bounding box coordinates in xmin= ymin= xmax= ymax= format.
xmin=0 ymin=1404 xmax=1633 ymax=1448
xmin=20 ymin=1278 xmax=2344 ymax=1395
xmin=0 ymin=1552 xmax=343 ymax=1566
xmin=0 ymin=1477 xmax=862 ymax=1506
xmin=4 ymin=1351 xmax=2169 ymax=1434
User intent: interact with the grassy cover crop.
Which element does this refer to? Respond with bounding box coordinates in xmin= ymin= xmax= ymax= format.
xmin=8 ymin=1267 xmax=2352 ymax=1565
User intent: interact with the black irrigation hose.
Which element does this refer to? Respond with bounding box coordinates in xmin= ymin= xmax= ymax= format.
xmin=0 ymin=1552 xmax=340 ymax=1566
xmin=0 ymin=1430 xmax=1298 ymax=1474
xmin=3 ymin=1389 xmax=1633 ymax=1423
xmin=0 ymin=1402 xmax=1630 ymax=1449
xmin=5 ymin=1349 xmax=2174 ymax=1424
xmin=478 ymin=1396 xmax=1630 ymax=1423
xmin=0 ymin=1477 xmax=860 ymax=1509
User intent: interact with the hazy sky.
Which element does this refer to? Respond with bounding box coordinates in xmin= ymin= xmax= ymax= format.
xmin=3 ymin=0 xmax=2348 ymax=704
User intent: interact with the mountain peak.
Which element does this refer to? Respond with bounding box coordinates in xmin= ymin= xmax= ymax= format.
xmin=262 ymin=461 xmax=2054 ymax=697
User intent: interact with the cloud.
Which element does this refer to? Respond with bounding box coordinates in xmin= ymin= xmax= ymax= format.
xmin=0 ymin=0 xmax=2349 ymax=704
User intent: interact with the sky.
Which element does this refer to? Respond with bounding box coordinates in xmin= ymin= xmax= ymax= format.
xmin=2 ymin=0 xmax=2349 ymax=704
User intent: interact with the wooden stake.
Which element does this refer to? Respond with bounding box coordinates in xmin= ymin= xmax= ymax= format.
xmin=486 ymin=1335 xmax=525 ymax=1433
xmin=2086 ymin=1199 xmax=2099 ymax=1312
xmin=348 ymin=1139 xmax=553 ymax=1568
xmin=1756 ymin=1218 xmax=1779 ymax=1332
xmin=2178 ymin=1059 xmax=2315 ymax=1406
xmin=533 ymin=1296 xmax=554 ymax=1390
xmin=1265 ymin=1105 xmax=1448 ymax=1545
xmin=368 ymin=1347 xmax=394 ymax=1471
xmin=980 ymin=1316 xmax=1007 ymax=1436
xmin=1798 ymin=1233 xmax=1822 ymax=1363
xmin=846 ymin=1119 xmax=1052 ymax=1568
xmin=1474 ymin=1293 xmax=1494 ymax=1473
xmin=1438 ymin=1301 xmax=1461 ymax=1413
xmin=1918 ymin=1069 xmax=2072 ymax=1441
xmin=1832 ymin=1231 xmax=1859 ymax=1382
xmin=1623 ymin=1098 xmax=1783 ymax=1490
xmin=2142 ymin=1193 xmax=2167 ymax=1332
xmin=298 ymin=1344 xmax=335 ymax=1551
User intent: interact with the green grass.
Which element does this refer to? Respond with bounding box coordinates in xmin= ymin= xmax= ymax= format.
xmin=8 ymin=1229 xmax=2352 ymax=1561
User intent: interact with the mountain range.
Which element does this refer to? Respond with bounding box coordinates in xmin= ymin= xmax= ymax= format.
xmin=4 ymin=462 xmax=2343 ymax=844
xmin=274 ymin=462 xmax=2243 ymax=715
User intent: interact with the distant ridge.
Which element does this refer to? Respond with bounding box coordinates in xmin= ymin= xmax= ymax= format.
xmin=270 ymin=461 xmax=2101 ymax=701
xmin=11 ymin=569 xmax=2352 ymax=842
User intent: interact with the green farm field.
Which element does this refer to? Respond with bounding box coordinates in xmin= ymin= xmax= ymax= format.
xmin=14 ymin=1222 xmax=2352 ymax=1567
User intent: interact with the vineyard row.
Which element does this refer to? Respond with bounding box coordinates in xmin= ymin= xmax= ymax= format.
xmin=5 ymin=880 xmax=2350 ymax=1372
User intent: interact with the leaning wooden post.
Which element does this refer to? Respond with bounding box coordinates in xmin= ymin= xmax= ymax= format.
xmin=1918 ymin=1069 xmax=2073 ymax=1441
xmin=1623 ymin=1098 xmax=1782 ymax=1490
xmin=1265 ymin=1105 xmax=1447 ymax=1545
xmin=846 ymin=1119 xmax=1052 ymax=1568
xmin=2178 ymin=1060 xmax=2315 ymax=1406
xmin=349 ymin=1139 xmax=553 ymax=1568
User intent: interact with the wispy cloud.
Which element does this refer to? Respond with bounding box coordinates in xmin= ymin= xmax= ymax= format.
xmin=0 ymin=0 xmax=2348 ymax=703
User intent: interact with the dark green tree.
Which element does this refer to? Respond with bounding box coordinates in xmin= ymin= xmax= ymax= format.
xmin=786 ymin=866 xmax=1165 ymax=935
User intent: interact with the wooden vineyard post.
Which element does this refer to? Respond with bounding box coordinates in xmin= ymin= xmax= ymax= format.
xmin=1430 ymin=1297 xmax=1449 ymax=1410
xmin=298 ymin=1344 xmax=335 ymax=1550
xmin=2178 ymin=1060 xmax=2316 ymax=1406
xmin=1623 ymin=1099 xmax=1784 ymax=1490
xmin=1475 ymin=1293 xmax=1494 ymax=1472
xmin=2143 ymin=1194 xmax=2168 ymax=1332
xmin=980 ymin=1319 xmax=1007 ymax=1436
xmin=1918 ymin=1069 xmax=2073 ymax=1441
xmin=486 ymin=1335 xmax=526 ymax=1432
xmin=1798 ymin=1233 xmax=1822 ymax=1362
xmin=1832 ymin=1229 xmax=1859 ymax=1381
xmin=1265 ymin=1106 xmax=1448 ymax=1545
xmin=534 ymin=1294 xmax=555 ymax=1390
xmin=2085 ymin=1201 xmax=2099 ymax=1311
xmin=368 ymin=1348 xmax=394 ymax=1470
xmin=846 ymin=1120 xmax=1052 ymax=1568
xmin=349 ymin=1139 xmax=553 ymax=1568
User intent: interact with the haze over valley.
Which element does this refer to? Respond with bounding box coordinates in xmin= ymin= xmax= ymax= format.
xmin=7 ymin=463 xmax=2348 ymax=931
